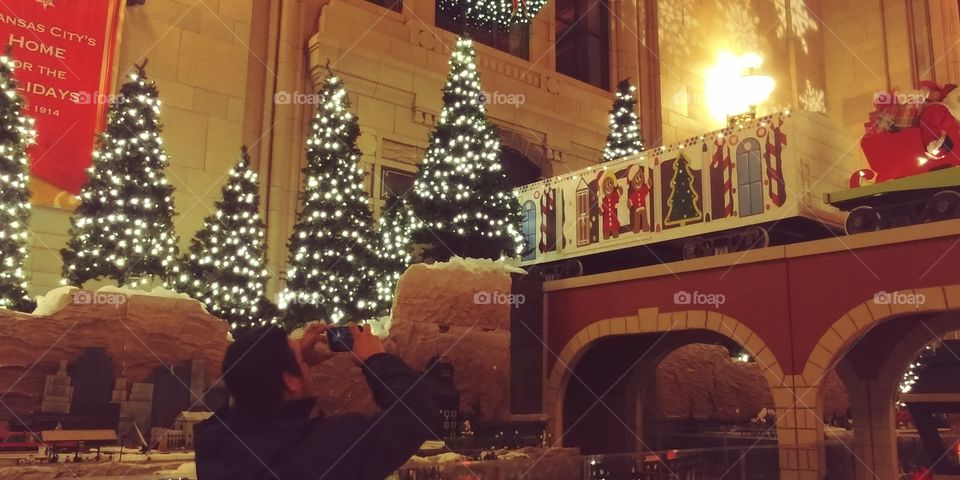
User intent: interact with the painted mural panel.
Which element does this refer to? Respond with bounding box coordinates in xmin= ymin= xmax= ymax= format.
xmin=513 ymin=111 xmax=842 ymax=267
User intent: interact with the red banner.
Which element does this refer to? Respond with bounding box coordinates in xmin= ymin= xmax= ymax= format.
xmin=0 ymin=0 xmax=122 ymax=207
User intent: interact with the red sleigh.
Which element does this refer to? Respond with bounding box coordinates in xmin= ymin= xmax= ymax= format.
xmin=853 ymin=82 xmax=960 ymax=186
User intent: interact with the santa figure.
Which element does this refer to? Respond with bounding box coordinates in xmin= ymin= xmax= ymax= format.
xmin=628 ymin=165 xmax=652 ymax=233
xmin=600 ymin=173 xmax=622 ymax=239
xmin=918 ymin=83 xmax=960 ymax=160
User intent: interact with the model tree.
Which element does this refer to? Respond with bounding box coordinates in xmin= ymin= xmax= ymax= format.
xmin=602 ymin=79 xmax=644 ymax=162
xmin=410 ymin=36 xmax=523 ymax=260
xmin=61 ymin=61 xmax=179 ymax=288
xmin=0 ymin=51 xmax=36 ymax=311
xmin=665 ymin=154 xmax=702 ymax=225
xmin=278 ymin=73 xmax=379 ymax=326
xmin=374 ymin=194 xmax=416 ymax=310
xmin=170 ymin=147 xmax=273 ymax=331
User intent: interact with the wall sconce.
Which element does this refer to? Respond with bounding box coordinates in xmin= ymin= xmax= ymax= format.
xmin=706 ymin=52 xmax=776 ymax=127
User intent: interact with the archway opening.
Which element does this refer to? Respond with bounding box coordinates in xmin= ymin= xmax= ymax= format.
xmin=561 ymin=329 xmax=780 ymax=477
xmin=823 ymin=311 xmax=960 ymax=480
xmin=500 ymin=146 xmax=541 ymax=188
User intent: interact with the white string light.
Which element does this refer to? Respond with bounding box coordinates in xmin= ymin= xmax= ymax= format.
xmin=168 ymin=148 xmax=272 ymax=331
xmin=0 ymin=53 xmax=36 ymax=311
xmin=61 ymin=64 xmax=179 ymax=288
xmin=410 ymin=37 xmax=524 ymax=259
xmin=278 ymin=74 xmax=379 ymax=326
xmin=602 ymin=79 xmax=644 ymax=162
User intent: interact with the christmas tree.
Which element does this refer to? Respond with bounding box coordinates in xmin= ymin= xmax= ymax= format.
xmin=665 ymin=154 xmax=702 ymax=225
xmin=170 ymin=147 xmax=273 ymax=331
xmin=410 ymin=36 xmax=522 ymax=260
xmin=374 ymin=194 xmax=416 ymax=311
xmin=0 ymin=51 xmax=36 ymax=311
xmin=61 ymin=62 xmax=180 ymax=287
xmin=278 ymin=73 xmax=379 ymax=326
xmin=602 ymin=79 xmax=644 ymax=162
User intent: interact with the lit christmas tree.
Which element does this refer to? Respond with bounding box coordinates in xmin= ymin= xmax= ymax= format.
xmin=0 ymin=50 xmax=36 ymax=311
xmin=410 ymin=36 xmax=522 ymax=260
xmin=374 ymin=194 xmax=416 ymax=311
xmin=170 ymin=147 xmax=273 ymax=331
xmin=61 ymin=62 xmax=179 ymax=287
xmin=279 ymin=73 xmax=379 ymax=326
xmin=602 ymin=79 xmax=644 ymax=162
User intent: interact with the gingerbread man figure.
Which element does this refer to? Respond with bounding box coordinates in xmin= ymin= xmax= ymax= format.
xmin=629 ymin=168 xmax=652 ymax=234
xmin=601 ymin=175 xmax=622 ymax=239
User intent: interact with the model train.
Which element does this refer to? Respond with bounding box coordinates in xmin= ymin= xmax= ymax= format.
xmin=513 ymin=84 xmax=960 ymax=278
xmin=826 ymin=83 xmax=960 ymax=233
xmin=513 ymin=110 xmax=854 ymax=276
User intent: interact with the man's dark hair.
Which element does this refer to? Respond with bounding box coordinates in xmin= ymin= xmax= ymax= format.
xmin=222 ymin=325 xmax=301 ymax=411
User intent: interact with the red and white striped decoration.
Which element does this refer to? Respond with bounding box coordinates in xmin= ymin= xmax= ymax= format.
xmin=712 ymin=139 xmax=734 ymax=217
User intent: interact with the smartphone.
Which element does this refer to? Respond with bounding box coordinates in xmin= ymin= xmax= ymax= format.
xmin=326 ymin=326 xmax=355 ymax=352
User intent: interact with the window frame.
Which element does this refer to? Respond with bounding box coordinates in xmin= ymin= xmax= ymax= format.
xmin=363 ymin=0 xmax=402 ymax=13
xmin=434 ymin=3 xmax=531 ymax=59
xmin=554 ymin=0 xmax=611 ymax=90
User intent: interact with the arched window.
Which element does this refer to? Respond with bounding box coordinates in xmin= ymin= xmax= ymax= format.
xmin=521 ymin=200 xmax=537 ymax=260
xmin=737 ymin=138 xmax=763 ymax=217
xmin=501 ymin=147 xmax=542 ymax=188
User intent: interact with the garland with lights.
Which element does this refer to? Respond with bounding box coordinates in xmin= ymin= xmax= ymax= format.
xmin=899 ymin=344 xmax=936 ymax=396
xmin=437 ymin=0 xmax=547 ymax=31
xmin=61 ymin=62 xmax=179 ymax=287
xmin=602 ymin=79 xmax=644 ymax=162
xmin=374 ymin=194 xmax=416 ymax=311
xmin=410 ymin=36 xmax=523 ymax=261
xmin=279 ymin=72 xmax=379 ymax=326
xmin=0 ymin=50 xmax=37 ymax=312
xmin=170 ymin=147 xmax=274 ymax=331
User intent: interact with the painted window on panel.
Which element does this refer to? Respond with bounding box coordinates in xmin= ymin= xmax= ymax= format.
xmin=736 ymin=138 xmax=764 ymax=217
xmin=521 ymin=200 xmax=537 ymax=260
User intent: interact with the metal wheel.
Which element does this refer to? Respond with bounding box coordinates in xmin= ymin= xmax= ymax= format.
xmin=682 ymin=237 xmax=711 ymax=260
xmin=730 ymin=226 xmax=770 ymax=252
xmin=845 ymin=206 xmax=881 ymax=234
xmin=923 ymin=191 xmax=960 ymax=222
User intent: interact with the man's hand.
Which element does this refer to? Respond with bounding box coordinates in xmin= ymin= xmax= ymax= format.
xmin=349 ymin=322 xmax=385 ymax=364
xmin=299 ymin=322 xmax=335 ymax=367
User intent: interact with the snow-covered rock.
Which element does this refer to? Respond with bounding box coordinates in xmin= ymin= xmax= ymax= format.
xmin=386 ymin=257 xmax=518 ymax=420
xmin=32 ymin=285 xmax=203 ymax=317
xmin=0 ymin=292 xmax=229 ymax=421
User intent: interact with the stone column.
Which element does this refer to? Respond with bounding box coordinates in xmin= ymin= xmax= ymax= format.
xmin=846 ymin=380 xmax=898 ymax=480
xmin=774 ymin=376 xmax=824 ymax=480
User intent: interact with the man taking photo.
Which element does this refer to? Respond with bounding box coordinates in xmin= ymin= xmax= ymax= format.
xmin=195 ymin=322 xmax=439 ymax=480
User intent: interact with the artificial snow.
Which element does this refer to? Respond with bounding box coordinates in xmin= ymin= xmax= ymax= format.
xmin=155 ymin=461 xmax=197 ymax=476
xmin=409 ymin=452 xmax=466 ymax=464
xmin=366 ymin=314 xmax=392 ymax=338
xmin=31 ymin=286 xmax=77 ymax=316
xmin=424 ymin=256 xmax=526 ymax=275
xmin=31 ymin=285 xmax=203 ymax=317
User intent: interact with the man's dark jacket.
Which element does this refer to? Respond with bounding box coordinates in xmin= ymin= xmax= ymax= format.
xmin=194 ymin=353 xmax=440 ymax=480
